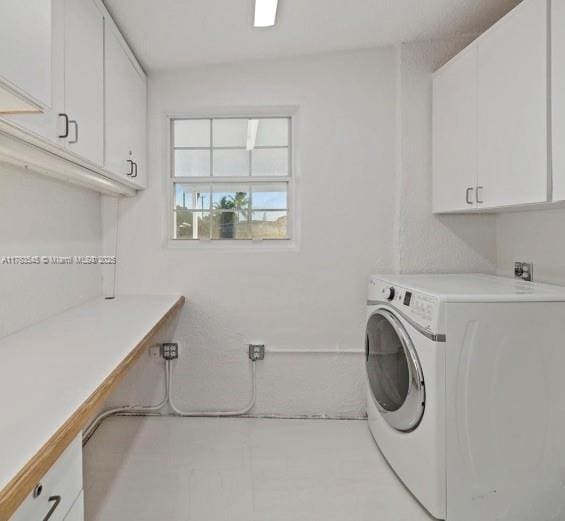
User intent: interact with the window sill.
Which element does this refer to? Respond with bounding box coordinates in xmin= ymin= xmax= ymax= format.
xmin=166 ymin=238 xmax=299 ymax=252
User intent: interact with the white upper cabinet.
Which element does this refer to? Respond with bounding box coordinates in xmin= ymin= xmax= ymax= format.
xmin=552 ymin=0 xmax=565 ymax=202
xmin=105 ymin=23 xmax=147 ymax=188
xmin=476 ymin=0 xmax=548 ymax=209
xmin=433 ymin=0 xmax=550 ymax=213
xmin=5 ymin=0 xmax=66 ymax=144
xmin=130 ymin=70 xmax=147 ymax=188
xmin=64 ymin=0 xmax=104 ymax=166
xmin=433 ymin=46 xmax=478 ymax=212
xmin=0 ymin=0 xmax=52 ymax=112
xmin=0 ymin=0 xmax=146 ymax=195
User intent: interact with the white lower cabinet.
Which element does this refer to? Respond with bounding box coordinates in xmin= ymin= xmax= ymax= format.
xmin=63 ymin=492 xmax=84 ymax=521
xmin=10 ymin=436 xmax=83 ymax=521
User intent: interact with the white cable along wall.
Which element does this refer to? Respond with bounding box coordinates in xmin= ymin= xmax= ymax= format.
xmin=83 ymin=345 xmax=365 ymax=444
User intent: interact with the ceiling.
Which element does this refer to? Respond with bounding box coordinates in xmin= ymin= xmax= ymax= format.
xmin=103 ymin=0 xmax=520 ymax=72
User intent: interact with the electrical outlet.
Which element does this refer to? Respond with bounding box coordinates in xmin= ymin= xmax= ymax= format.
xmin=514 ymin=261 xmax=534 ymax=282
xmin=249 ymin=344 xmax=265 ymax=361
xmin=162 ymin=343 xmax=179 ymax=360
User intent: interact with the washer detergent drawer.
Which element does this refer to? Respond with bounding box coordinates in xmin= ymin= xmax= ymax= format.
xmin=10 ymin=435 xmax=83 ymax=521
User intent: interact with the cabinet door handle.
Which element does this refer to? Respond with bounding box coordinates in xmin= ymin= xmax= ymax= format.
xmin=465 ymin=187 xmax=474 ymax=205
xmin=68 ymin=120 xmax=79 ymax=144
xmin=476 ymin=186 xmax=484 ymax=204
xmin=132 ymin=161 xmax=138 ymax=178
xmin=58 ymin=114 xmax=69 ymax=139
xmin=42 ymin=495 xmax=61 ymax=521
xmin=127 ymin=159 xmax=134 ymax=176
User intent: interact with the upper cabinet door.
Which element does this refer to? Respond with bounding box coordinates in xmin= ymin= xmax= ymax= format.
xmin=105 ymin=26 xmax=133 ymax=178
xmin=432 ymin=46 xmax=478 ymax=213
xmin=64 ymin=0 xmax=104 ymax=165
xmin=4 ymin=0 xmax=65 ymax=143
xmin=105 ymin=24 xmax=147 ymax=187
xmin=477 ymin=0 xmax=548 ymax=209
xmin=0 ymin=0 xmax=52 ymax=112
xmin=551 ymin=0 xmax=565 ymax=201
xmin=130 ymin=68 xmax=147 ymax=188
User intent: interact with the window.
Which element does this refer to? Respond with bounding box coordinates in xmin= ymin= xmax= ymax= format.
xmin=170 ymin=116 xmax=293 ymax=242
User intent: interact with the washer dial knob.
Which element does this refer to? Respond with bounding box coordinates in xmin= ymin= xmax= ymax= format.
xmin=383 ymin=287 xmax=395 ymax=301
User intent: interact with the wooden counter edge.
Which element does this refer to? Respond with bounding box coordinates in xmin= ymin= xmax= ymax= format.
xmin=0 ymin=296 xmax=185 ymax=521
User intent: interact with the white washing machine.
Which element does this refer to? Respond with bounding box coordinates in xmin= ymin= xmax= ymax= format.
xmin=365 ymin=274 xmax=565 ymax=521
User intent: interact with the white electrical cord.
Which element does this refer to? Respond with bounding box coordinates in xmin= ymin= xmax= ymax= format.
xmin=166 ymin=359 xmax=257 ymax=417
xmin=266 ymin=348 xmax=363 ymax=355
xmin=83 ymin=361 xmax=170 ymax=443
xmin=83 ymin=357 xmax=257 ymax=444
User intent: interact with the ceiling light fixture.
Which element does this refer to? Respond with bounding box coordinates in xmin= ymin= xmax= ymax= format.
xmin=246 ymin=120 xmax=259 ymax=150
xmin=254 ymin=0 xmax=279 ymax=27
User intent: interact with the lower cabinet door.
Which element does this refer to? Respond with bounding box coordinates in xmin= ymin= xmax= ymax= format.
xmin=63 ymin=492 xmax=84 ymax=521
xmin=10 ymin=436 xmax=83 ymax=521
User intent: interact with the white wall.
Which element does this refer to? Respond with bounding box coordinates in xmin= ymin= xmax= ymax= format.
xmin=108 ymin=49 xmax=399 ymax=417
xmin=496 ymin=209 xmax=565 ymax=285
xmin=106 ymin=45 xmax=500 ymax=418
xmin=396 ymin=39 xmax=497 ymax=274
xmin=0 ymin=164 xmax=102 ymax=338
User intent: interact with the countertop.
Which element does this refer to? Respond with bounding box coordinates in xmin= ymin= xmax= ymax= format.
xmin=0 ymin=294 xmax=185 ymax=520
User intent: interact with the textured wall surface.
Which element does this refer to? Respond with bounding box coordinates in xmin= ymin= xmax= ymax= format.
xmin=496 ymin=208 xmax=565 ymax=285
xmin=103 ymin=43 xmax=503 ymax=419
xmin=106 ymin=49 xmax=398 ymax=417
xmin=0 ymin=165 xmax=102 ymax=338
xmin=396 ymin=39 xmax=497 ymax=274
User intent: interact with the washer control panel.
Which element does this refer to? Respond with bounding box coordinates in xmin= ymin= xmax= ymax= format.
xmin=368 ymin=278 xmax=441 ymax=333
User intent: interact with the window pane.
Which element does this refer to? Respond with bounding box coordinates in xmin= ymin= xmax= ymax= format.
xmin=174 ymin=150 xmax=210 ymax=177
xmin=251 ymin=184 xmax=287 ymax=209
xmin=252 ymin=148 xmax=288 ymax=176
xmin=213 ymin=119 xmax=248 ymax=147
xmin=211 ymin=211 xmax=251 ymax=240
xmin=251 ymin=210 xmax=288 ymax=239
xmin=175 ymin=184 xmax=210 ymax=210
xmin=174 ymin=119 xmax=210 ymax=148
xmin=213 ymin=149 xmax=250 ymax=176
xmin=174 ymin=210 xmax=210 ymax=240
xmin=212 ymin=184 xmax=250 ymax=212
xmin=255 ymin=118 xmax=288 ymax=147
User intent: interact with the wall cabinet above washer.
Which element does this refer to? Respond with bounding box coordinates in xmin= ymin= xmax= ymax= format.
xmin=432 ymin=46 xmax=478 ymax=212
xmin=433 ymin=0 xmax=551 ymax=213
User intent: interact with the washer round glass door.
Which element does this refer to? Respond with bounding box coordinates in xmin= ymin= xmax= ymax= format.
xmin=366 ymin=308 xmax=425 ymax=432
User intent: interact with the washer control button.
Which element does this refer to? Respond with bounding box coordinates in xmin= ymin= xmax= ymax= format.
xmin=383 ymin=287 xmax=395 ymax=301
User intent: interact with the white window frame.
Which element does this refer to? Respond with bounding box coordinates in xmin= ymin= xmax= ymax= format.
xmin=165 ymin=107 xmax=299 ymax=251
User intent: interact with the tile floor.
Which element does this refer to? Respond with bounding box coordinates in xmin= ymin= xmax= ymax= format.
xmin=84 ymin=417 xmax=435 ymax=521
